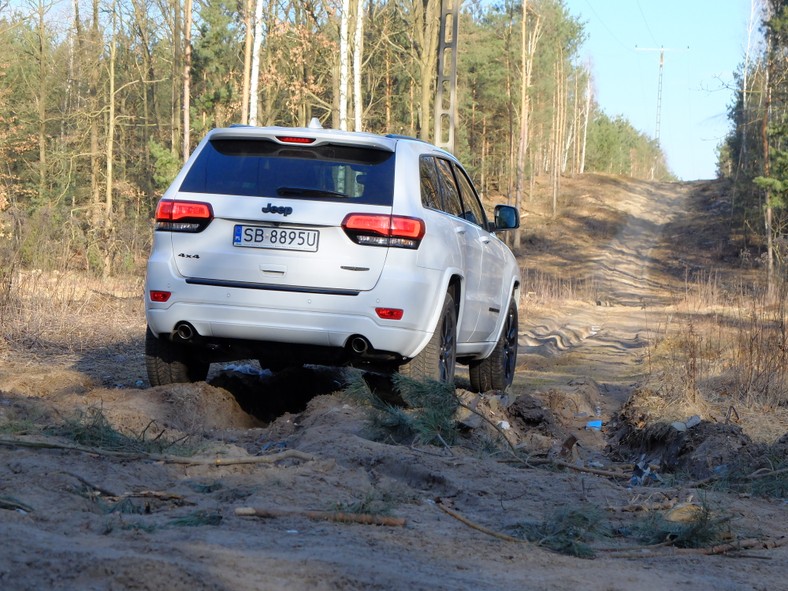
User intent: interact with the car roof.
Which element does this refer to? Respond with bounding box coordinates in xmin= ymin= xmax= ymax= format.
xmin=206 ymin=125 xmax=455 ymax=160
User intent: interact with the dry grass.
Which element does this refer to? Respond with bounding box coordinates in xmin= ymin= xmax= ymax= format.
xmin=0 ymin=268 xmax=144 ymax=353
xmin=521 ymin=267 xmax=599 ymax=304
xmin=646 ymin=275 xmax=788 ymax=442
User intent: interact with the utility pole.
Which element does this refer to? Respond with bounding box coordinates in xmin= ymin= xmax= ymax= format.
xmin=434 ymin=0 xmax=460 ymax=152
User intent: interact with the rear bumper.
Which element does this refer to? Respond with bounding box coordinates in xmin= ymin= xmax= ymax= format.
xmin=145 ymin=259 xmax=443 ymax=359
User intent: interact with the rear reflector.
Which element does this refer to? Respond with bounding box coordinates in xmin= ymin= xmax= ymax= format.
xmin=342 ymin=214 xmax=425 ymax=249
xmin=155 ymin=200 xmax=213 ymax=232
xmin=149 ymin=290 xmax=171 ymax=302
xmin=375 ymin=308 xmax=404 ymax=320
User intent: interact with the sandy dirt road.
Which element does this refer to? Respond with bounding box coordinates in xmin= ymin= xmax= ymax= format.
xmin=0 ymin=175 xmax=786 ymax=591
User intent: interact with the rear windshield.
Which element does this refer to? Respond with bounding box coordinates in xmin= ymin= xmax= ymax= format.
xmin=180 ymin=139 xmax=395 ymax=206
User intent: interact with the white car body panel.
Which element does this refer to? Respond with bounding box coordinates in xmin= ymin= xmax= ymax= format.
xmin=145 ymin=125 xmax=521 ymax=375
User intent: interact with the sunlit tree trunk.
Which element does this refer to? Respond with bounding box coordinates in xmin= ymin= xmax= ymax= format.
xmin=172 ymin=0 xmax=181 ymax=152
xmin=182 ymin=0 xmax=192 ymax=161
xmin=339 ymin=0 xmax=350 ymax=130
xmin=241 ymin=0 xmax=253 ymax=125
xmin=353 ymin=0 xmax=364 ymax=132
xmin=90 ymin=0 xmax=101 ymax=220
xmin=580 ymin=73 xmax=591 ymax=173
xmin=416 ymin=0 xmax=439 ymax=140
xmin=249 ymin=0 xmax=264 ymax=125
xmin=514 ymin=1 xmax=541 ymax=247
xmin=34 ymin=0 xmax=48 ymax=200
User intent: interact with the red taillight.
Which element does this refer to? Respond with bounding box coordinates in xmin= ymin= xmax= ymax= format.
xmin=149 ymin=290 xmax=171 ymax=302
xmin=375 ymin=308 xmax=404 ymax=320
xmin=341 ymin=214 xmax=425 ymax=249
xmin=276 ymin=136 xmax=315 ymax=144
xmin=155 ymin=200 xmax=213 ymax=232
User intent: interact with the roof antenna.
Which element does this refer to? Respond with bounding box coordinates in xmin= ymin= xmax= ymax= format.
xmin=308 ymin=117 xmax=323 ymax=130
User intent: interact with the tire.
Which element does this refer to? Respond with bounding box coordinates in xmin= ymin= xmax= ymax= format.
xmin=399 ymin=290 xmax=457 ymax=384
xmin=469 ymin=298 xmax=518 ymax=393
xmin=145 ymin=326 xmax=210 ymax=386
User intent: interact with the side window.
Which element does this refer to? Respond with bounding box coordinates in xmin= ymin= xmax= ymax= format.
xmin=435 ymin=158 xmax=464 ymax=218
xmin=419 ymin=156 xmax=442 ymax=210
xmin=453 ymin=164 xmax=487 ymax=228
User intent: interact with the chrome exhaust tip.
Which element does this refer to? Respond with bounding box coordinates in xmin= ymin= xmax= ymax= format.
xmin=174 ymin=322 xmax=195 ymax=341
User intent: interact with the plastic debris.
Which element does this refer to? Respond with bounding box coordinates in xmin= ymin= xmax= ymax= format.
xmin=672 ymin=415 xmax=702 ymax=432
xmin=585 ymin=420 xmax=603 ymax=431
xmin=629 ymin=458 xmax=663 ymax=487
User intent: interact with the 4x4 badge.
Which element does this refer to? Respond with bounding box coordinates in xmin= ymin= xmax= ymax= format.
xmin=262 ymin=203 xmax=293 ymax=216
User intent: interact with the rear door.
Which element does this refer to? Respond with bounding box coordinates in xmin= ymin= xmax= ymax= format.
xmin=168 ymin=135 xmax=396 ymax=293
xmin=453 ymin=164 xmax=509 ymax=341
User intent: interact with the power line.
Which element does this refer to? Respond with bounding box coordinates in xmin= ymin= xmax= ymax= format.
xmin=635 ymin=0 xmax=659 ymax=47
xmin=581 ymin=0 xmax=631 ymax=51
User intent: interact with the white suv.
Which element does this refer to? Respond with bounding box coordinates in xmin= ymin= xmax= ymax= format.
xmin=145 ymin=122 xmax=521 ymax=392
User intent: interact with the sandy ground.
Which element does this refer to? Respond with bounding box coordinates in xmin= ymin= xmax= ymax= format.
xmin=0 ymin=174 xmax=786 ymax=590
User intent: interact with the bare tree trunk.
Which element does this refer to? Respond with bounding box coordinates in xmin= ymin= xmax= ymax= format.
xmin=415 ymin=0 xmax=440 ymax=140
xmin=339 ymin=0 xmax=350 ymax=130
xmin=385 ymin=50 xmax=392 ymax=129
xmin=35 ymin=0 xmax=48 ymax=200
xmin=105 ymin=4 xmax=116 ymax=224
xmin=762 ymin=38 xmax=774 ymax=295
xmin=505 ymin=9 xmax=514 ymax=201
xmin=101 ymin=0 xmax=119 ymax=277
xmin=249 ymin=0 xmax=264 ymax=125
xmin=580 ymin=72 xmax=591 ymax=174
xmin=552 ymin=50 xmax=564 ymax=216
xmin=241 ymin=0 xmax=253 ymax=125
xmin=732 ymin=0 xmax=763 ymax=216
xmin=514 ymin=2 xmax=541 ymax=246
xmin=566 ymin=70 xmax=578 ymax=174
xmin=90 ymin=0 xmax=101 ymax=221
xmin=172 ymin=0 xmax=181 ymax=152
xmin=409 ymin=78 xmax=415 ymax=135
xmin=182 ymin=0 xmax=192 ymax=161
xmin=353 ymin=0 xmax=364 ymax=132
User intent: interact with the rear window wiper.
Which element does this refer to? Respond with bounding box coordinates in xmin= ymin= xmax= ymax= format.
xmin=277 ymin=187 xmax=350 ymax=199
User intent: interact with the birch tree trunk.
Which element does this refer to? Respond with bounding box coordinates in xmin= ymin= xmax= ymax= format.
xmin=514 ymin=2 xmax=541 ymax=248
xmin=579 ymin=73 xmax=591 ymax=174
xmin=353 ymin=0 xmax=364 ymax=132
xmin=339 ymin=0 xmax=350 ymax=130
xmin=249 ymin=0 xmax=264 ymax=125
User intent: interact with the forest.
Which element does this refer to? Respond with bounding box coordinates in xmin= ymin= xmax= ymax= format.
xmin=0 ymin=0 xmax=780 ymax=279
xmin=719 ymin=0 xmax=788 ymax=288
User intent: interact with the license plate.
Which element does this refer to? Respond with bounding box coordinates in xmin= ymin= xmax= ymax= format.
xmin=233 ymin=225 xmax=319 ymax=252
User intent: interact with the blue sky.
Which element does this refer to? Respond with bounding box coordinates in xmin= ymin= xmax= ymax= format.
xmin=563 ymin=0 xmax=757 ymax=180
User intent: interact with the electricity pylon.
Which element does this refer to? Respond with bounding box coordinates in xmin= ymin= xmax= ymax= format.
xmin=635 ymin=45 xmax=688 ymax=145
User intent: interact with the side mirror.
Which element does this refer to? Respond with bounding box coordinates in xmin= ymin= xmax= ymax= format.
xmin=493 ymin=204 xmax=520 ymax=231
